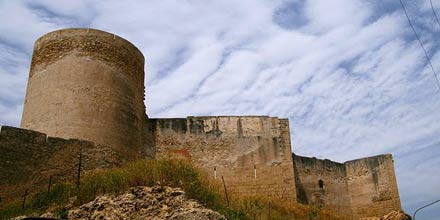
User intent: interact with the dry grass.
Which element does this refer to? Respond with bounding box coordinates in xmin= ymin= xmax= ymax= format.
xmin=205 ymin=177 xmax=349 ymax=220
xmin=0 ymin=159 xmax=347 ymax=220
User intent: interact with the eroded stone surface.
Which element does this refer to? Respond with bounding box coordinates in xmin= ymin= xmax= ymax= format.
xmin=21 ymin=28 xmax=147 ymax=161
xmin=364 ymin=210 xmax=411 ymax=220
xmin=293 ymin=154 xmax=402 ymax=219
xmin=0 ymin=126 xmax=121 ymax=200
xmin=149 ymin=116 xmax=297 ymax=201
xmin=67 ymin=186 xmax=226 ymax=220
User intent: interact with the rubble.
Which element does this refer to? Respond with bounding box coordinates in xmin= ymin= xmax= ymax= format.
xmin=365 ymin=210 xmax=411 ymax=220
xmin=68 ymin=186 xmax=225 ymax=220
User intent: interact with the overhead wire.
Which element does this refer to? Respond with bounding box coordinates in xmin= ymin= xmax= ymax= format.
xmin=429 ymin=0 xmax=440 ymax=28
xmin=399 ymin=0 xmax=440 ymax=91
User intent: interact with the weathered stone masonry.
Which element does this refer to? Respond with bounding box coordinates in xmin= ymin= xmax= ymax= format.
xmin=21 ymin=28 xmax=147 ymax=161
xmin=148 ymin=116 xmax=297 ymax=200
xmin=345 ymin=155 xmax=402 ymax=219
xmin=293 ymin=154 xmax=402 ymax=219
xmin=0 ymin=126 xmax=121 ymax=200
xmin=293 ymin=154 xmax=352 ymax=216
xmin=0 ymin=28 xmax=403 ymax=219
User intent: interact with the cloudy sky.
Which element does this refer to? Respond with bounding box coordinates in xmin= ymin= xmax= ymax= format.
xmin=0 ymin=0 xmax=439 ymax=218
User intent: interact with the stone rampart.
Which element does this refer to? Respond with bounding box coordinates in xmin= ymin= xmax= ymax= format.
xmin=0 ymin=126 xmax=121 ymax=201
xmin=293 ymin=154 xmax=352 ymax=217
xmin=293 ymin=154 xmax=402 ymax=219
xmin=346 ymin=155 xmax=401 ymax=219
xmin=147 ymin=116 xmax=297 ymax=200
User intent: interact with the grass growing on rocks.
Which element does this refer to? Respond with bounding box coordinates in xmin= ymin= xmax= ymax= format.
xmin=0 ymin=159 xmax=220 ymax=219
xmin=0 ymin=159 xmax=346 ymax=220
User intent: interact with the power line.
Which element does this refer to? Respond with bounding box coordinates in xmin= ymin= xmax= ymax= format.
xmin=413 ymin=199 xmax=440 ymax=220
xmin=399 ymin=0 xmax=440 ymax=91
xmin=430 ymin=0 xmax=440 ymax=28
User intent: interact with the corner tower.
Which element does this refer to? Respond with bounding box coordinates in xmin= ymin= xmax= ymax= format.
xmin=21 ymin=28 xmax=146 ymax=159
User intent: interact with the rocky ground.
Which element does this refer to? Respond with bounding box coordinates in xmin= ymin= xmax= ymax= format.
xmin=12 ymin=186 xmax=226 ymax=220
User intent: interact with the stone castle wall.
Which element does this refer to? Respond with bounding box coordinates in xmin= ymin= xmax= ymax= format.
xmin=346 ymin=155 xmax=402 ymax=220
xmin=20 ymin=28 xmax=147 ymax=160
xmin=0 ymin=120 xmax=402 ymax=219
xmin=147 ymin=116 xmax=297 ymax=200
xmin=0 ymin=28 xmax=403 ymax=219
xmin=0 ymin=126 xmax=121 ymax=200
xmin=293 ymin=155 xmax=352 ymax=217
xmin=293 ymin=154 xmax=402 ymax=219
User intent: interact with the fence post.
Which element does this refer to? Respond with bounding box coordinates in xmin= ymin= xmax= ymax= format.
xmin=47 ymin=176 xmax=52 ymax=194
xmin=22 ymin=190 xmax=28 ymax=210
xmin=77 ymin=147 xmax=82 ymax=190
xmin=268 ymin=200 xmax=272 ymax=220
xmin=214 ymin=166 xmax=217 ymax=179
xmin=221 ymin=176 xmax=230 ymax=208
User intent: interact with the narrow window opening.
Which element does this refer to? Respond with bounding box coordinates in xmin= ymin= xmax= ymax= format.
xmin=318 ymin=179 xmax=324 ymax=189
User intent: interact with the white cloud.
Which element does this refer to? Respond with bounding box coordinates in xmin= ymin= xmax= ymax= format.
xmin=0 ymin=0 xmax=439 ymax=216
xmin=303 ymin=0 xmax=372 ymax=33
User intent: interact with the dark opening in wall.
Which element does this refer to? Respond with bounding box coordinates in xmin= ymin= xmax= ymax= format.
xmin=318 ymin=179 xmax=324 ymax=189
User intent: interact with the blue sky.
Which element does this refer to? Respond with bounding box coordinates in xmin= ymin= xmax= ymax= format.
xmin=0 ymin=0 xmax=439 ymax=218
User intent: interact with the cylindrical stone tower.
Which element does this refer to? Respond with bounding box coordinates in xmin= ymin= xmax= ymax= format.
xmin=21 ymin=28 xmax=146 ymax=160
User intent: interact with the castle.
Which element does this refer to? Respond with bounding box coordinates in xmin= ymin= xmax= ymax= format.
xmin=0 ymin=28 xmax=402 ymax=219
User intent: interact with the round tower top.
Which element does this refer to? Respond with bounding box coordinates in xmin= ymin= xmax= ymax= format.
xmin=34 ymin=28 xmax=144 ymax=60
xmin=30 ymin=28 xmax=145 ymax=81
